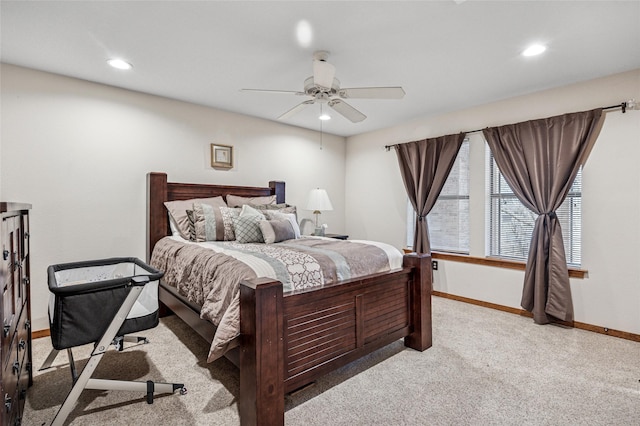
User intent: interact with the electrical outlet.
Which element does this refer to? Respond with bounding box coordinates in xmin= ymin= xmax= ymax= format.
xmin=432 ymin=260 xmax=438 ymax=270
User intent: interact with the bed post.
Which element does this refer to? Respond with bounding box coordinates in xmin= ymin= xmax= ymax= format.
xmin=403 ymin=253 xmax=433 ymax=351
xmin=269 ymin=181 xmax=286 ymax=204
xmin=239 ymin=278 xmax=285 ymax=426
xmin=147 ymin=172 xmax=168 ymax=263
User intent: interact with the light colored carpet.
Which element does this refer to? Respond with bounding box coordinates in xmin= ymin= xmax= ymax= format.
xmin=23 ymin=297 xmax=640 ymax=425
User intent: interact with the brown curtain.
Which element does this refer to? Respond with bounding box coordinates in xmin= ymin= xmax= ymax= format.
xmin=483 ymin=109 xmax=605 ymax=324
xmin=395 ymin=133 xmax=466 ymax=254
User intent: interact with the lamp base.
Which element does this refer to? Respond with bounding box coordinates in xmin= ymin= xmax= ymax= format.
xmin=312 ymin=210 xmax=324 ymax=236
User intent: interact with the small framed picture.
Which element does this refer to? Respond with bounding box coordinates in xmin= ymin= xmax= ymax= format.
xmin=211 ymin=144 xmax=233 ymax=169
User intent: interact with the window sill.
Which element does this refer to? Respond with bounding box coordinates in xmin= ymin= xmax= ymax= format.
xmin=404 ymin=250 xmax=587 ymax=279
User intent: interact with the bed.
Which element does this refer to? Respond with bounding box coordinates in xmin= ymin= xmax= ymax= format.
xmin=146 ymin=172 xmax=432 ymax=425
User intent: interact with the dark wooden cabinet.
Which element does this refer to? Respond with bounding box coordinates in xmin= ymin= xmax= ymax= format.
xmin=0 ymin=203 xmax=31 ymax=426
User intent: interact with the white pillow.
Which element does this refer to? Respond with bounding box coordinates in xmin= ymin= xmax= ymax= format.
xmin=168 ymin=214 xmax=180 ymax=236
xmin=240 ymin=204 xmax=265 ymax=218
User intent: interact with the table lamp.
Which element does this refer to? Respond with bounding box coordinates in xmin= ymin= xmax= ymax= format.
xmin=306 ymin=188 xmax=333 ymax=236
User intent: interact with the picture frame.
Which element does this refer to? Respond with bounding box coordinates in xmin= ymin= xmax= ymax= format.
xmin=211 ymin=143 xmax=233 ymax=169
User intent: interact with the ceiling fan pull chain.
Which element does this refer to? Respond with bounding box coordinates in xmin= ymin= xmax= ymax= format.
xmin=320 ymin=104 xmax=324 ymax=151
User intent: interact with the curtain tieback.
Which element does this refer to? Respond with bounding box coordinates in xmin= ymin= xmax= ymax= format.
xmin=417 ymin=214 xmax=427 ymax=222
xmin=545 ymin=212 xmax=557 ymax=219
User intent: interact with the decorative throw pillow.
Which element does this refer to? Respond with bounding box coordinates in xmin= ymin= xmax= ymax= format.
xmin=259 ymin=219 xmax=296 ymax=244
xmin=234 ymin=205 xmax=266 ymax=243
xmin=265 ymin=211 xmax=301 ymax=239
xmin=164 ymin=196 xmax=227 ymax=239
xmin=226 ymin=194 xmax=276 ymax=208
xmin=185 ymin=210 xmax=196 ymax=241
xmin=234 ymin=216 xmax=264 ymax=243
xmin=192 ymin=203 xmax=239 ymax=242
xmin=251 ymin=203 xmax=297 ymax=219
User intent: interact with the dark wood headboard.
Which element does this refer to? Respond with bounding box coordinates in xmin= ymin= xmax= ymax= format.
xmin=146 ymin=172 xmax=285 ymax=261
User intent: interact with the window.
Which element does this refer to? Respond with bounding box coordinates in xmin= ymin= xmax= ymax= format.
xmin=406 ymin=140 xmax=470 ymax=253
xmin=488 ymin=149 xmax=582 ymax=266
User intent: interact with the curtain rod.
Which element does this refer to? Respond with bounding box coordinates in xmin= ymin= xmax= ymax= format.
xmin=384 ymin=101 xmax=631 ymax=151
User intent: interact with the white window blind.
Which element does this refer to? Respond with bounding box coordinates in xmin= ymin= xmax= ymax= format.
xmin=406 ymin=140 xmax=470 ymax=252
xmin=428 ymin=140 xmax=470 ymax=253
xmin=487 ymin=147 xmax=582 ymax=266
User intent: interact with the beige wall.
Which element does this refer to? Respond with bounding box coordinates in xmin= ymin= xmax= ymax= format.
xmin=346 ymin=69 xmax=640 ymax=335
xmin=0 ymin=64 xmax=346 ymax=330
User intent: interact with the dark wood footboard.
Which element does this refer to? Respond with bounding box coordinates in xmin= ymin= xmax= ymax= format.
xmin=239 ymin=253 xmax=431 ymax=426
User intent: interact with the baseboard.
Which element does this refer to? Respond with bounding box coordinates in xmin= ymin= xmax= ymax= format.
xmin=432 ymin=290 xmax=640 ymax=343
xmin=33 ymin=328 xmax=50 ymax=339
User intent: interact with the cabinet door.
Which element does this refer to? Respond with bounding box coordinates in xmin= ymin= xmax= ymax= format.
xmin=11 ymin=216 xmax=22 ymax=317
xmin=2 ymin=337 xmax=18 ymax=425
xmin=1 ymin=216 xmax=13 ymax=370
xmin=20 ymin=214 xmax=29 ymax=316
xmin=20 ymin=214 xmax=28 ymax=260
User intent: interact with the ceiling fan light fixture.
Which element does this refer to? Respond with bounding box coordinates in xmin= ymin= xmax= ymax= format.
xmin=522 ymin=44 xmax=546 ymax=57
xmin=107 ymin=58 xmax=133 ymax=70
xmin=244 ymin=50 xmax=403 ymax=124
xmin=319 ymin=113 xmax=331 ymax=121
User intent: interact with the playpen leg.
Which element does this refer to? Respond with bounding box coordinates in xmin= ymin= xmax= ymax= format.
xmin=113 ymin=335 xmax=149 ymax=351
xmin=67 ymin=348 xmax=78 ymax=383
xmin=122 ymin=335 xmax=149 ymax=344
xmin=85 ymin=379 xmax=185 ymax=403
xmin=51 ymin=350 xmax=108 ymax=426
xmin=38 ymin=349 xmax=60 ymax=371
xmin=38 ymin=347 xmax=81 ymax=383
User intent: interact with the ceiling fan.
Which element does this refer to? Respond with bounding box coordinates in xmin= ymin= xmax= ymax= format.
xmin=241 ymin=50 xmax=405 ymax=123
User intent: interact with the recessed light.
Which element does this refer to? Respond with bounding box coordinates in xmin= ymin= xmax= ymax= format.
xmin=296 ymin=20 xmax=313 ymax=47
xmin=107 ymin=58 xmax=133 ymax=70
xmin=522 ymin=44 xmax=546 ymax=57
xmin=319 ymin=114 xmax=331 ymax=121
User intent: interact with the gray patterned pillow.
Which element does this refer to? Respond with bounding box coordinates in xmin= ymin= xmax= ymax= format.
xmin=234 ymin=205 xmax=266 ymax=243
xmin=234 ymin=215 xmax=265 ymax=243
xmin=192 ymin=203 xmax=239 ymax=242
xmin=259 ymin=219 xmax=295 ymax=244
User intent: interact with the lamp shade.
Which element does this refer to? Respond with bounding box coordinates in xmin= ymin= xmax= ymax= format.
xmin=305 ymin=188 xmax=333 ymax=211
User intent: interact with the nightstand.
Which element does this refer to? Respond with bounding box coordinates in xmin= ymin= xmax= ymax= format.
xmin=324 ymin=233 xmax=349 ymax=240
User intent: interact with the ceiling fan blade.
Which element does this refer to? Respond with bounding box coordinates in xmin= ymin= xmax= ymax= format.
xmin=328 ymin=99 xmax=366 ymax=123
xmin=338 ymin=87 xmax=405 ymax=99
xmin=241 ymin=88 xmax=305 ymax=96
xmin=313 ymin=59 xmax=336 ymax=90
xmin=277 ymin=100 xmax=315 ymax=120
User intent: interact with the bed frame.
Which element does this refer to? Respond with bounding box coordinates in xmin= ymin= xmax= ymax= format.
xmin=146 ymin=172 xmax=432 ymax=426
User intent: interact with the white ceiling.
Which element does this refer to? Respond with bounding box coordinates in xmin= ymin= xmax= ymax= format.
xmin=2 ymin=1 xmax=639 ymax=137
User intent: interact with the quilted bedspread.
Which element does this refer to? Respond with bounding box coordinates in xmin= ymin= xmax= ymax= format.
xmin=150 ymin=236 xmax=403 ymax=361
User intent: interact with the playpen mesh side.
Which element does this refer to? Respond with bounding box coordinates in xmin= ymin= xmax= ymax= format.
xmin=48 ymin=259 xmax=161 ymax=350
